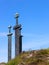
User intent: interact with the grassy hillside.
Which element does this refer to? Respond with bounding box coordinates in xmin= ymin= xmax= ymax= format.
xmin=6 ymin=48 xmax=49 ymax=65
xmin=0 ymin=62 xmax=6 ymax=65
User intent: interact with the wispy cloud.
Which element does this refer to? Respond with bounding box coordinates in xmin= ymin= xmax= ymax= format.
xmin=22 ymin=33 xmax=49 ymax=37
xmin=22 ymin=40 xmax=49 ymax=51
xmin=0 ymin=32 xmax=7 ymax=37
xmin=0 ymin=32 xmax=14 ymax=37
xmin=22 ymin=33 xmax=49 ymax=50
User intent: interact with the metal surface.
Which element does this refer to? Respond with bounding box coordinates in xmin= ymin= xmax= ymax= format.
xmin=13 ymin=13 xmax=22 ymax=57
xmin=7 ymin=26 xmax=12 ymax=61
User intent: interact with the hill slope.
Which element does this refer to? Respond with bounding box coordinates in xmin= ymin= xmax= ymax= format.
xmin=6 ymin=49 xmax=49 ymax=65
xmin=0 ymin=62 xmax=6 ymax=65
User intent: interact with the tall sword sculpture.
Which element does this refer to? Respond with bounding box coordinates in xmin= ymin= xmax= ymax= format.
xmin=13 ymin=13 xmax=22 ymax=57
xmin=7 ymin=26 xmax=12 ymax=61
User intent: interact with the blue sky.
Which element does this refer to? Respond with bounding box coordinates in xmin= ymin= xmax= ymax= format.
xmin=0 ymin=0 xmax=49 ymax=62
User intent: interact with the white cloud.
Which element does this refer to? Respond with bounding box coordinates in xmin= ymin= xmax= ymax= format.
xmin=22 ymin=33 xmax=49 ymax=50
xmin=0 ymin=32 xmax=7 ymax=37
xmin=0 ymin=32 xmax=14 ymax=37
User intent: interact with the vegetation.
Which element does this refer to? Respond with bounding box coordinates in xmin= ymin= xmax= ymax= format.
xmin=5 ymin=48 xmax=49 ymax=65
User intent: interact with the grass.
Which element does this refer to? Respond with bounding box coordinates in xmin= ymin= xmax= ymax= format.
xmin=5 ymin=48 xmax=49 ymax=65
